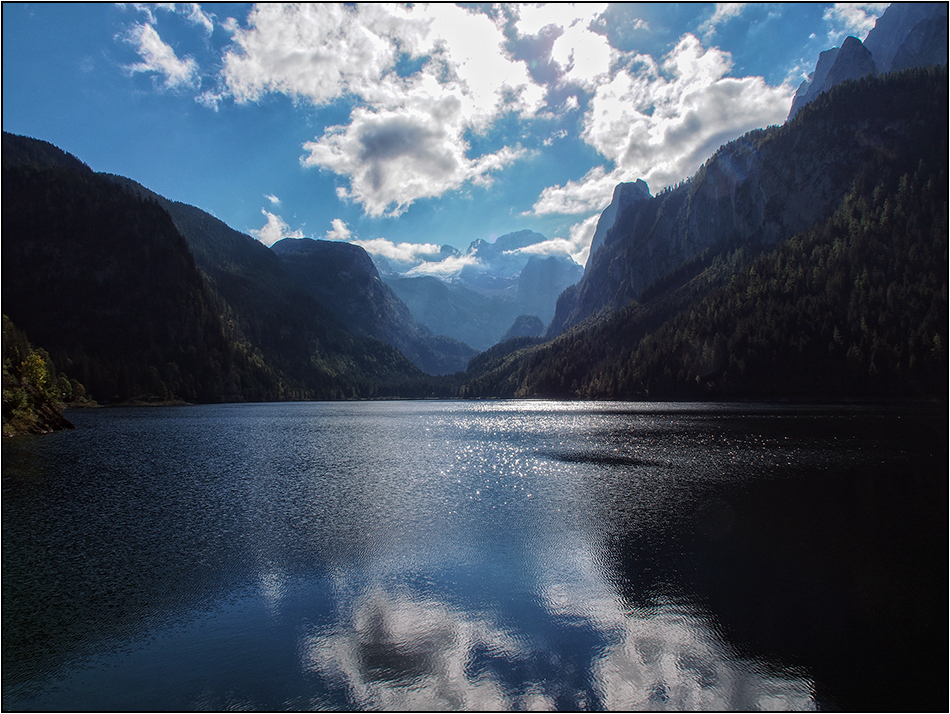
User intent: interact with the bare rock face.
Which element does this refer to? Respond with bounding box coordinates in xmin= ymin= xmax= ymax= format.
xmin=788 ymin=37 xmax=876 ymax=120
xmin=863 ymin=2 xmax=948 ymax=73
xmin=517 ymin=255 xmax=582 ymax=326
xmin=585 ymin=180 xmax=652 ymax=272
xmin=548 ymin=66 xmax=943 ymax=337
xmin=788 ymin=2 xmax=947 ymax=120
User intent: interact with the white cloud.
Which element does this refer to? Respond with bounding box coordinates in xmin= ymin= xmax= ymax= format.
xmin=507 ymin=213 xmax=598 ymax=266
xmin=514 ymin=4 xmax=606 ymax=37
xmin=698 ymin=3 xmax=748 ymax=39
xmin=302 ymin=103 xmax=526 ymax=217
xmin=823 ymin=3 xmax=889 ymax=42
xmin=181 ymin=3 xmax=215 ymax=35
xmin=531 ymin=34 xmax=793 ymax=215
xmin=265 ymin=193 xmax=281 ymax=206
xmin=406 ymin=254 xmax=482 ymax=277
xmin=211 ymin=3 xmax=545 ymax=216
xmin=550 ymin=15 xmax=614 ymax=87
xmin=324 ymin=218 xmax=352 ymax=242
xmin=251 ymin=209 xmax=304 ymax=247
xmin=566 ymin=213 xmax=600 ymax=267
xmin=350 ymin=237 xmax=443 ymax=265
xmin=130 ymin=3 xmax=215 ymax=34
xmin=123 ymin=22 xmax=199 ymax=89
xmin=531 ymin=165 xmax=616 ymax=216
xmin=514 ymin=4 xmax=615 ymax=88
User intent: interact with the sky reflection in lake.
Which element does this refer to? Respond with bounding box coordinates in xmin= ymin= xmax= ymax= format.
xmin=3 ymin=401 xmax=943 ymax=711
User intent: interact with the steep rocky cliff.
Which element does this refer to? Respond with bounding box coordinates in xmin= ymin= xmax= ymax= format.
xmin=549 ymin=65 xmax=947 ymax=337
xmin=585 ymin=180 xmax=652 ymax=273
xmin=788 ymin=2 xmax=946 ymax=120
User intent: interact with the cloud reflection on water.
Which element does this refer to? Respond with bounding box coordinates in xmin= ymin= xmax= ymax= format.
xmin=296 ymin=560 xmax=815 ymax=711
xmin=301 ymin=585 xmax=527 ymax=710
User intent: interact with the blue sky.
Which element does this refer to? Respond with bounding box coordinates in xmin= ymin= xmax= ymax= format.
xmin=2 ymin=2 xmax=889 ymax=274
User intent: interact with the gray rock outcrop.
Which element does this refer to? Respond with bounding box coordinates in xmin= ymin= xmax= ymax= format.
xmin=585 ymin=179 xmax=652 ymax=273
xmin=788 ymin=2 xmax=947 ymax=120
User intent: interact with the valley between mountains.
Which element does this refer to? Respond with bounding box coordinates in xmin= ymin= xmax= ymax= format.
xmin=2 ymin=2 xmax=946 ymax=434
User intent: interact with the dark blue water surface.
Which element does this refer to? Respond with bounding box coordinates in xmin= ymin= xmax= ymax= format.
xmin=2 ymin=401 xmax=945 ymax=711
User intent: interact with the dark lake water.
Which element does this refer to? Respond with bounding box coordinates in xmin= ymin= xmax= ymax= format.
xmin=2 ymin=401 xmax=945 ymax=711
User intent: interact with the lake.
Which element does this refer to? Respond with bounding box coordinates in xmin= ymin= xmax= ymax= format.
xmin=2 ymin=401 xmax=945 ymax=711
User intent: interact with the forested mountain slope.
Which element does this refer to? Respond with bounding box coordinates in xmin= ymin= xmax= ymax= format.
xmin=463 ymin=67 xmax=947 ymax=400
xmin=271 ymin=238 xmax=476 ymax=375
xmin=550 ymin=66 xmax=948 ymax=337
xmin=2 ymin=133 xmax=448 ymax=402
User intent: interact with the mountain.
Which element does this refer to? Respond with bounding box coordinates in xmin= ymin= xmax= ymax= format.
xmin=2 ymin=133 xmax=262 ymax=403
xmin=382 ymin=232 xmax=582 ymax=351
xmin=2 ymin=132 xmax=452 ymax=403
xmin=517 ymin=255 xmax=583 ymax=326
xmin=271 ymin=238 xmax=476 ymax=375
xmin=499 ymin=315 xmax=546 ymax=342
xmin=464 ymin=230 xmax=549 ymax=280
xmin=383 ymin=275 xmax=522 ymax=353
xmin=107 ymin=173 xmax=474 ymax=376
xmin=585 ymin=180 xmax=652 ymax=273
xmin=462 ymin=67 xmax=947 ymax=401
xmin=788 ymin=37 xmax=877 ymax=120
xmin=549 ymin=63 xmax=948 ymax=339
xmin=863 ymin=2 xmax=948 ymax=73
xmin=788 ymin=2 xmax=947 ymax=119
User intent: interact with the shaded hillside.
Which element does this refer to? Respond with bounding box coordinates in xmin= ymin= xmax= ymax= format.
xmin=109 ymin=176 xmax=471 ymax=378
xmin=271 ymin=238 xmax=476 ymax=375
xmin=463 ymin=67 xmax=947 ymax=401
xmin=146 ymin=195 xmax=445 ymax=394
xmin=615 ymin=161 xmax=948 ymax=399
xmin=500 ymin=315 xmax=545 ymax=342
xmin=550 ymin=66 xmax=948 ymax=337
xmin=2 ymin=132 xmax=451 ymax=402
xmin=2 ymin=142 xmax=257 ymax=403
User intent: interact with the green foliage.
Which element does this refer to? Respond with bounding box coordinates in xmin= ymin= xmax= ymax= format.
xmin=2 ymin=315 xmax=83 ymax=435
xmin=614 ymin=159 xmax=948 ymax=400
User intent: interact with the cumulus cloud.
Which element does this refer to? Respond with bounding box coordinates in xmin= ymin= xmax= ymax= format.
xmin=530 ymin=34 xmax=793 ymax=215
xmin=120 ymin=3 xmax=801 ymax=229
xmin=265 ymin=193 xmax=281 ymax=206
xmin=823 ymin=3 xmax=889 ymax=42
xmin=212 ymin=3 xmax=545 ymax=216
xmin=531 ymin=165 xmax=616 ymax=216
xmin=514 ymin=4 xmax=614 ymax=88
xmin=406 ymin=254 xmax=482 ymax=277
xmin=324 ymin=218 xmax=352 ymax=242
xmin=251 ymin=209 xmax=304 ymax=247
xmin=302 ymin=104 xmax=526 ymax=217
xmin=350 ymin=237 xmax=443 ymax=265
xmin=123 ymin=22 xmax=199 ymax=89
